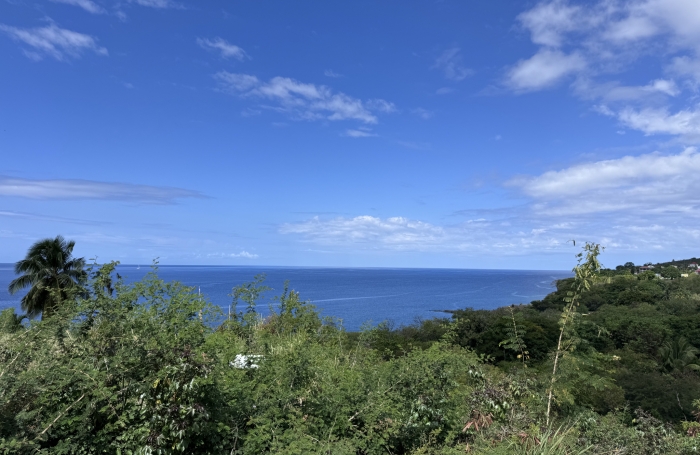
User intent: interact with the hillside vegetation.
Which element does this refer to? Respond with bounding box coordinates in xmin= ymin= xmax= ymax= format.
xmin=2 ymin=249 xmax=700 ymax=454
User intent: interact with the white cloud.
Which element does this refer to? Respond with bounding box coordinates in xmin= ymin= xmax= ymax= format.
xmin=0 ymin=177 xmax=205 ymax=204
xmin=0 ymin=23 xmax=107 ymax=61
xmin=616 ymin=106 xmax=700 ymax=137
xmin=396 ymin=141 xmax=431 ymax=151
xmin=411 ymin=108 xmax=434 ymax=119
xmin=435 ymin=87 xmax=454 ymax=95
xmin=0 ymin=210 xmax=105 ymax=225
xmin=506 ymin=1 xmax=700 ymax=143
xmin=50 ymin=0 xmax=105 ymax=14
xmin=506 ymin=49 xmax=585 ymax=91
xmin=366 ymin=99 xmax=396 ymax=113
xmin=282 ymin=148 xmax=700 ymax=257
xmin=647 ymin=79 xmax=680 ymax=96
xmin=602 ymin=15 xmax=658 ymax=43
xmin=280 ymin=215 xmax=571 ymax=255
xmin=206 ymin=251 xmax=259 ymax=259
xmin=574 ymin=78 xmax=680 ymax=102
xmin=128 ymin=0 xmax=179 ymax=8
xmin=509 ymin=0 xmax=700 ymax=93
xmin=344 ymin=129 xmax=377 ymax=138
xmin=639 ymin=0 xmax=700 ymax=47
xmin=215 ymin=72 xmax=392 ymax=124
xmin=281 ymin=216 xmax=448 ymax=249
xmin=197 ymin=37 xmax=248 ymax=60
xmin=227 ymin=251 xmax=258 ymax=258
xmin=519 ymin=0 xmax=700 ymax=50
xmin=668 ymin=56 xmax=700 ymax=85
xmin=324 ymin=69 xmax=342 ymax=78
xmin=432 ymin=48 xmax=473 ymax=81
xmin=510 ymin=148 xmax=700 ymax=215
xmin=216 ymin=72 xmax=259 ymax=91
xmin=515 ymin=148 xmax=699 ymax=197
xmin=517 ymin=0 xmax=586 ymax=47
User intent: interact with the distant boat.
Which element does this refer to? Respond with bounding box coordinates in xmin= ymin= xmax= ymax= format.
xmin=137 ymin=265 xmax=140 ymax=270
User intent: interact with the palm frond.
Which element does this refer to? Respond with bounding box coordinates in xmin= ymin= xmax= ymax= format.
xmin=10 ymin=235 xmax=86 ymax=319
xmin=8 ymin=274 xmax=35 ymax=295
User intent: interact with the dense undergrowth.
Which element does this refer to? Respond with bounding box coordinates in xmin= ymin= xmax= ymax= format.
xmin=2 ymin=255 xmax=700 ymax=454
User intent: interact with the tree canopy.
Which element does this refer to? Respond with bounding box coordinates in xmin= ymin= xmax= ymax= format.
xmin=2 ymin=244 xmax=700 ymax=453
xmin=8 ymin=235 xmax=86 ymax=319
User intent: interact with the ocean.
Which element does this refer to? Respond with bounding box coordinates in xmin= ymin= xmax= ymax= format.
xmin=0 ymin=265 xmax=571 ymax=331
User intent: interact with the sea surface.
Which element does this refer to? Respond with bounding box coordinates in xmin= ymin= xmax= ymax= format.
xmin=0 ymin=265 xmax=571 ymax=331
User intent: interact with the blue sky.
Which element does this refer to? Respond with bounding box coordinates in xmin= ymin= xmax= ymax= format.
xmin=1 ymin=0 xmax=700 ymax=269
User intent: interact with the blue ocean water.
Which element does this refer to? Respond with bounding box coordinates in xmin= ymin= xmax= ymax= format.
xmin=0 ymin=265 xmax=570 ymax=331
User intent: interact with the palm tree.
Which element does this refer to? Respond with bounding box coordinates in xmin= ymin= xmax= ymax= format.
xmin=659 ymin=337 xmax=700 ymax=373
xmin=8 ymin=236 xmax=87 ymax=319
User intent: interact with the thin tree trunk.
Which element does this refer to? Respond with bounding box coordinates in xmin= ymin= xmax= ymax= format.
xmin=38 ymin=393 xmax=85 ymax=436
xmin=546 ymin=325 xmax=566 ymax=426
xmin=546 ymin=295 xmax=576 ymax=426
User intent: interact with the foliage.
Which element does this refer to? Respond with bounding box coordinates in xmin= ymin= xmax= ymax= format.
xmin=3 ymin=243 xmax=700 ymax=453
xmin=661 ymin=266 xmax=682 ymax=280
xmin=499 ymin=305 xmax=529 ymax=367
xmin=7 ymin=235 xmax=86 ymax=319
xmin=659 ymin=337 xmax=700 ymax=373
xmin=546 ymin=242 xmax=603 ymax=425
xmin=0 ymin=308 xmax=25 ymax=334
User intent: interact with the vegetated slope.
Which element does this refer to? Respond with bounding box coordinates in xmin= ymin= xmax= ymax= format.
xmin=1 ymin=257 xmax=700 ymax=454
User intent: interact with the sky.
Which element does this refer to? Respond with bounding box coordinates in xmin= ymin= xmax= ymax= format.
xmin=1 ymin=0 xmax=700 ymax=269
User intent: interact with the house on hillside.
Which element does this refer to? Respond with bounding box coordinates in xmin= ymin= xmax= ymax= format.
xmin=689 ymin=263 xmax=698 ymax=269
xmin=639 ymin=265 xmax=655 ymax=272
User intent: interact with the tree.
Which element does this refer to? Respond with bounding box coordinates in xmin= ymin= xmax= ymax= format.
xmin=660 ymin=266 xmax=681 ymax=280
xmin=659 ymin=337 xmax=700 ymax=373
xmin=8 ymin=236 xmax=86 ymax=319
xmin=546 ymin=242 xmax=603 ymax=425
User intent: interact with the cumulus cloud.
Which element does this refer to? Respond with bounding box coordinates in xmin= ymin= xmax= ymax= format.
xmin=506 ymin=49 xmax=585 ymax=91
xmin=668 ymin=56 xmax=700 ymax=85
xmin=517 ymin=0 xmax=586 ymax=47
xmin=0 ymin=23 xmax=107 ymax=61
xmin=432 ymin=48 xmax=473 ymax=81
xmin=50 ymin=0 xmax=105 ymax=14
xmin=281 ymin=148 xmax=700 ymax=257
xmin=615 ymin=106 xmax=700 ymax=137
xmin=518 ymin=0 xmax=700 ymax=51
xmin=0 ymin=177 xmax=205 ymax=204
xmin=215 ymin=72 xmax=393 ymax=124
xmin=506 ymin=0 xmax=700 ymax=142
xmin=197 ymin=37 xmax=248 ymax=60
xmin=510 ymin=148 xmax=700 ymax=215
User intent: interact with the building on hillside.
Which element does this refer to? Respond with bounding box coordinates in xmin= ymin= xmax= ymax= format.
xmin=639 ymin=265 xmax=655 ymax=272
xmin=689 ymin=263 xmax=698 ymax=269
